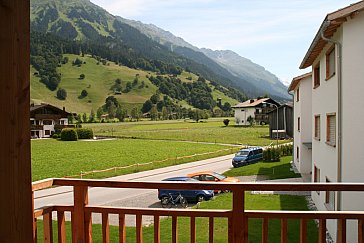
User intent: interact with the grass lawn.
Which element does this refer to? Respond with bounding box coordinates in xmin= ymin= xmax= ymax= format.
xmin=37 ymin=193 xmax=317 ymax=242
xmin=31 ymin=138 xmax=235 ymax=181
xmin=84 ymin=118 xmax=290 ymax=146
xmin=224 ymin=156 xmax=301 ymax=180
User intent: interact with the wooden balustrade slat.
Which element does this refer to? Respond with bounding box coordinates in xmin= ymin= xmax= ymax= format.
xmin=281 ymin=218 xmax=287 ymax=243
xmin=102 ymin=213 xmax=110 ymax=243
xmin=85 ymin=212 xmax=92 ymax=243
xmin=359 ymin=219 xmax=364 ymax=243
xmin=34 ymin=218 xmax=38 ymax=243
xmin=57 ymin=211 xmax=66 ymax=243
xmin=43 ymin=213 xmax=53 ymax=243
xmin=154 ymin=215 xmax=160 ymax=243
xmin=228 ymin=217 xmax=233 ymax=243
xmin=262 ymin=218 xmax=268 ymax=243
xmin=300 ymin=219 xmax=307 ymax=243
xmin=338 ymin=219 xmax=346 ymax=243
xmin=232 ymin=190 xmax=245 ymax=243
xmin=136 ymin=214 xmax=143 ymax=243
xmin=209 ymin=217 xmax=214 ymax=243
xmin=172 ymin=216 xmax=178 ymax=243
xmin=119 ymin=214 xmax=126 ymax=243
xmin=191 ymin=217 xmax=196 ymax=243
xmin=73 ymin=186 xmax=88 ymax=243
xmin=319 ymin=219 xmax=326 ymax=243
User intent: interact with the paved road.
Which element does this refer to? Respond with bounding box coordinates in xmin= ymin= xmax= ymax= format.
xmin=34 ymin=153 xmax=235 ymax=226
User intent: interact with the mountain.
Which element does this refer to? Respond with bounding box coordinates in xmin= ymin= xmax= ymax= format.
xmin=30 ymin=0 xmax=288 ymax=103
xmin=119 ymin=17 xmax=290 ymax=99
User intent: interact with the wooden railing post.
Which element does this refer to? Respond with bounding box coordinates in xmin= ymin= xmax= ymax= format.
xmin=72 ymin=185 xmax=88 ymax=243
xmin=232 ymin=189 xmax=246 ymax=243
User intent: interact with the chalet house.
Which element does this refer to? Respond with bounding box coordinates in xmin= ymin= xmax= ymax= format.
xmin=30 ymin=104 xmax=73 ymax=138
xmin=267 ymin=103 xmax=294 ymax=139
xmin=290 ymin=1 xmax=364 ymax=241
xmin=232 ymin=98 xmax=280 ymax=125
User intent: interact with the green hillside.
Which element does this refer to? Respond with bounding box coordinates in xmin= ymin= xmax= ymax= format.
xmin=30 ymin=54 xmax=239 ymax=113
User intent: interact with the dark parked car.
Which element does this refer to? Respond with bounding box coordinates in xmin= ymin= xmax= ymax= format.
xmin=158 ymin=177 xmax=214 ymax=202
xmin=232 ymin=147 xmax=263 ymax=167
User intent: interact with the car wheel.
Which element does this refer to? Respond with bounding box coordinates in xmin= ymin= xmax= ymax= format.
xmin=161 ymin=196 xmax=171 ymax=208
xmin=180 ymin=197 xmax=188 ymax=208
xmin=196 ymin=195 xmax=205 ymax=202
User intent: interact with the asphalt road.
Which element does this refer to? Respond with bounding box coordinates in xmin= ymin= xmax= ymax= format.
xmin=34 ymin=153 xmax=235 ymax=226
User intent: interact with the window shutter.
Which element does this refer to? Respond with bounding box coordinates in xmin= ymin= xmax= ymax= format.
xmin=329 ymin=115 xmax=336 ymax=145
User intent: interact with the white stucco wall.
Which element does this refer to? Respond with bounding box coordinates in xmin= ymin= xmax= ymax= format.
xmin=293 ymin=76 xmax=312 ymax=174
xmin=311 ymin=12 xmax=364 ymax=242
xmin=234 ymin=107 xmax=255 ymax=125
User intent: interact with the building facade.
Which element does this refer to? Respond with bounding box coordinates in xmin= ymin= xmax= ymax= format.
xmin=268 ymin=103 xmax=294 ymax=139
xmin=288 ymin=73 xmax=312 ymax=175
xmin=232 ymin=98 xmax=279 ymax=126
xmin=292 ymin=2 xmax=364 ymax=241
xmin=30 ymin=104 xmax=73 ymax=138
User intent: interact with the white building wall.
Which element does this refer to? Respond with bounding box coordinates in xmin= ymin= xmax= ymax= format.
xmin=234 ymin=108 xmax=255 ymax=125
xmin=293 ymin=76 xmax=312 ymax=174
xmin=311 ymin=12 xmax=364 ymax=242
xmin=340 ymin=11 xmax=364 ymax=243
xmin=311 ymin=28 xmax=341 ymax=242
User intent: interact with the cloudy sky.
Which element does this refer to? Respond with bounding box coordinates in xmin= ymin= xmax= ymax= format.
xmin=91 ymin=0 xmax=356 ymax=85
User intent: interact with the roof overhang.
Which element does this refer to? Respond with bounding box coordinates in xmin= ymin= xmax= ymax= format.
xmin=300 ymin=0 xmax=364 ymax=69
xmin=288 ymin=72 xmax=312 ymax=91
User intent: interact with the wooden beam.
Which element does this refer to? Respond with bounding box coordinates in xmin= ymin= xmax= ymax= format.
xmin=191 ymin=217 xmax=196 ymax=243
xmin=281 ymin=218 xmax=287 ymax=243
xmin=154 ymin=215 xmax=160 ymax=243
xmin=57 ymin=212 xmax=66 ymax=243
xmin=119 ymin=214 xmax=126 ymax=243
xmin=232 ymin=190 xmax=245 ymax=243
xmin=72 ymin=186 xmax=88 ymax=242
xmin=0 ymin=0 xmax=33 ymax=242
xmin=262 ymin=218 xmax=268 ymax=243
xmin=102 ymin=213 xmax=109 ymax=243
xmin=300 ymin=219 xmax=307 ymax=243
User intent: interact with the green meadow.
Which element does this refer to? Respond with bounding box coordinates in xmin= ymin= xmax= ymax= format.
xmin=85 ymin=118 xmax=290 ymax=146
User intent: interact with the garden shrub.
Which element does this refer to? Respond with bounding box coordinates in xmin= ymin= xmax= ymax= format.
xmin=76 ymin=128 xmax=94 ymax=139
xmin=60 ymin=128 xmax=78 ymax=141
xmin=52 ymin=134 xmax=59 ymax=139
xmin=263 ymin=144 xmax=293 ymax=162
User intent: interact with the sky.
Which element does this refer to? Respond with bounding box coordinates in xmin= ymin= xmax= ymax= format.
xmin=91 ymin=0 xmax=357 ymax=85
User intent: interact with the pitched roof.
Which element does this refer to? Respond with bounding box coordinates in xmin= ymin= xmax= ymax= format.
xmin=232 ymin=98 xmax=270 ymax=108
xmin=300 ymin=0 xmax=364 ymax=69
xmin=30 ymin=103 xmax=71 ymax=116
xmin=288 ymin=72 xmax=312 ymax=91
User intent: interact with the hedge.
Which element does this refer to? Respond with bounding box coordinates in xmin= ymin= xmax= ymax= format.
xmin=263 ymin=144 xmax=293 ymax=162
xmin=60 ymin=128 xmax=78 ymax=141
xmin=76 ymin=128 xmax=94 ymax=139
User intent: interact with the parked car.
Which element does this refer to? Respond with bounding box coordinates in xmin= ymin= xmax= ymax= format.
xmin=158 ymin=177 xmax=214 ymax=202
xmin=232 ymin=147 xmax=263 ymax=168
xmin=186 ymin=171 xmax=239 ymax=193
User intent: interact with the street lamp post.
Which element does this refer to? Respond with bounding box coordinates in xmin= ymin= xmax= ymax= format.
xmin=263 ymin=102 xmax=279 ymax=148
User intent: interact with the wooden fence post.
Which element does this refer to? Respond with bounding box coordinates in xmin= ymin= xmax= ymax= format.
xmin=72 ymin=186 xmax=88 ymax=242
xmin=232 ymin=189 xmax=246 ymax=243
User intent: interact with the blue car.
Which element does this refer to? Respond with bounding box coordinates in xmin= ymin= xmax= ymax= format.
xmin=158 ymin=177 xmax=214 ymax=202
xmin=232 ymin=147 xmax=263 ymax=167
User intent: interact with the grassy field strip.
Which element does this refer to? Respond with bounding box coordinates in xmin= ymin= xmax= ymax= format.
xmin=68 ymin=147 xmax=238 ymax=178
xmin=31 ymin=139 xmax=238 ymax=181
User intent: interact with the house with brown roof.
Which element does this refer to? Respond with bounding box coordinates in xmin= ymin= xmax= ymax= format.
xmin=30 ymin=104 xmax=73 ymax=138
xmin=232 ymin=98 xmax=280 ymax=125
xmin=291 ymin=1 xmax=364 ymax=241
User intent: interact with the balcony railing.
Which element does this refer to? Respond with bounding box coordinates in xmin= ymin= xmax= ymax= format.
xmin=32 ymin=179 xmax=364 ymax=243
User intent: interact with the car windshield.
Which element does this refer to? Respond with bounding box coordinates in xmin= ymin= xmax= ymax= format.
xmin=236 ymin=151 xmax=249 ymax=156
xmin=212 ymin=172 xmax=226 ymax=180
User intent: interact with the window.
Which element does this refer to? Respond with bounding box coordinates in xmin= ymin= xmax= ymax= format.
xmin=326 ymin=113 xmax=336 ymax=146
xmin=296 ymin=146 xmax=299 ymax=161
xmin=45 ymin=130 xmax=50 ymax=136
xmin=298 ymin=117 xmax=300 ymax=131
xmin=325 ymin=178 xmax=335 ymax=210
xmin=296 ymin=87 xmax=300 ymax=102
xmin=314 ymin=165 xmax=320 ymax=194
xmin=314 ymin=64 xmax=320 ymax=88
xmin=326 ymin=45 xmax=335 ymax=79
xmin=314 ymin=115 xmax=320 ymax=140
xmin=43 ymin=120 xmax=53 ymax=125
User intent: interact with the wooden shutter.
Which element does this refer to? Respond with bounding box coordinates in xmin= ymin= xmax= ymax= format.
xmin=315 ymin=116 xmax=320 ymax=139
xmin=326 ymin=114 xmax=336 ymax=146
